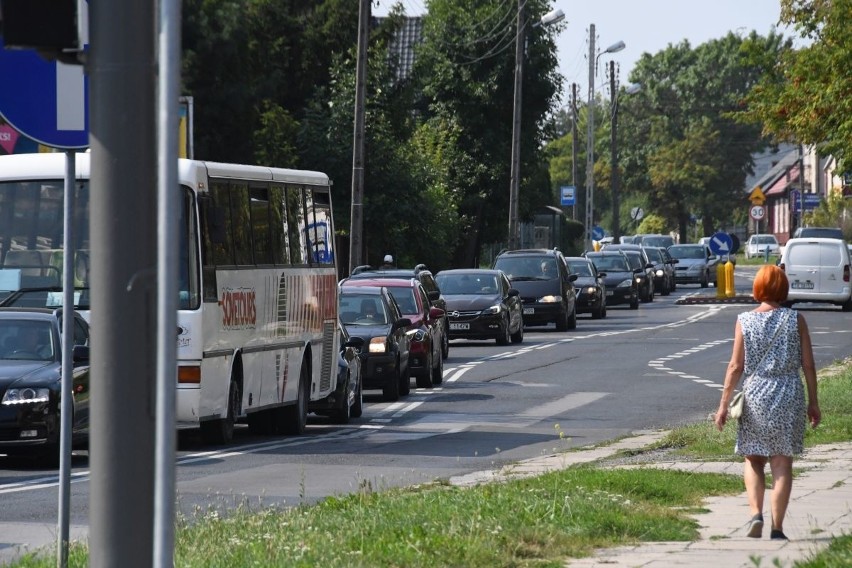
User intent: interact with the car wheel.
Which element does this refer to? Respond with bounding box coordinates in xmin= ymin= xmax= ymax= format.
xmin=283 ymin=357 xmax=309 ymax=435
xmin=441 ymin=321 xmax=450 ymax=360
xmin=591 ymin=300 xmax=604 ymax=319
xmin=200 ymin=375 xmax=240 ymax=445
xmin=630 ymin=296 xmax=639 ymax=310
xmin=842 ymin=297 xmax=852 ymax=312
xmin=700 ymin=272 xmax=708 ymax=288
xmin=416 ymin=351 xmax=433 ymax=389
xmin=383 ymin=363 xmax=401 ymax=402
xmin=331 ymin=374 xmax=352 ymax=424
xmin=399 ymin=364 xmax=411 ymax=396
xmin=670 ymin=278 xmax=677 ymax=292
xmin=661 ymin=280 xmax=670 ymax=296
xmin=555 ymin=304 xmax=569 ymax=331
xmin=431 ymin=351 xmax=444 ymax=385
xmin=601 ymin=303 xmax=607 ymax=318
xmin=351 ymin=373 xmax=363 ymax=418
xmin=496 ymin=315 xmax=511 ymax=345
xmin=566 ymin=305 xmax=577 ymax=329
xmin=511 ymin=319 xmax=524 ymax=343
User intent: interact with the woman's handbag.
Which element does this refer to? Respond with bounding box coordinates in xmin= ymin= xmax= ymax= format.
xmin=728 ymin=391 xmax=745 ymax=419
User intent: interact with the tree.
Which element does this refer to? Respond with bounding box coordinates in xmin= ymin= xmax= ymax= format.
xmin=740 ymin=0 xmax=852 ymax=170
xmin=413 ymin=0 xmax=564 ymax=265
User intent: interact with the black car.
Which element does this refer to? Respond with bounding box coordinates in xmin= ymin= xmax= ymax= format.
xmin=642 ymin=246 xmax=677 ymax=295
xmin=492 ymin=249 xmax=578 ymax=331
xmin=584 ymin=251 xmax=640 ymax=309
xmin=601 ymin=244 xmax=655 ymax=301
xmin=0 ymin=307 xmax=91 ymax=460
xmin=564 ymin=257 xmax=606 ymax=319
xmin=338 ymin=286 xmax=412 ymax=402
xmin=309 ymin=323 xmax=364 ymax=424
xmin=347 ymin=264 xmax=449 ymax=359
xmin=435 ymin=269 xmax=524 ymax=345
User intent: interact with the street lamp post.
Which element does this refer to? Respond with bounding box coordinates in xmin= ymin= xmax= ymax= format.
xmin=584 ymin=28 xmax=624 ymax=251
xmin=508 ymin=5 xmax=564 ymax=250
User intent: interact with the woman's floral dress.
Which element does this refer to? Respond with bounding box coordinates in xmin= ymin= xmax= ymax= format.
xmin=736 ymin=307 xmax=806 ymax=457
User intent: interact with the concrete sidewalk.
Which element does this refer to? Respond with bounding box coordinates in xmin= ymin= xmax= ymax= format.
xmin=450 ymin=432 xmax=852 ymax=568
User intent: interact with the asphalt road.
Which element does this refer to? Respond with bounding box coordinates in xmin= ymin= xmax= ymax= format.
xmin=2 ymin=265 xmax=852 ymax=561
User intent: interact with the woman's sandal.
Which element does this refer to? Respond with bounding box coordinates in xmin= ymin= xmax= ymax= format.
xmin=746 ymin=514 xmax=764 ymax=538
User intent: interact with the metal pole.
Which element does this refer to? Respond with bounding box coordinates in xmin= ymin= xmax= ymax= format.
xmin=571 ymin=83 xmax=578 ymax=220
xmin=154 ymin=0 xmax=181 ymax=565
xmin=349 ymin=0 xmax=370 ymax=272
xmin=584 ymin=24 xmax=596 ymax=250
xmin=56 ymin=151 xmax=76 ymax=568
xmin=89 ymin=0 xmax=157 ymax=564
xmin=609 ymin=60 xmax=621 ymax=242
xmin=507 ymin=0 xmax=524 ymax=250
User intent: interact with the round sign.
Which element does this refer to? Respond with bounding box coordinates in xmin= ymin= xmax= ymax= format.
xmin=591 ymin=225 xmax=606 ymax=241
xmin=630 ymin=207 xmax=644 ymax=221
xmin=750 ymin=205 xmax=766 ymax=221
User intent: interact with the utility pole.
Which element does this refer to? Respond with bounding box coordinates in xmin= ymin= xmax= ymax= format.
xmin=584 ymin=24 xmax=596 ymax=251
xmin=507 ymin=0 xmax=524 ymax=250
xmin=349 ymin=0 xmax=369 ymax=273
xmin=609 ymin=60 xmax=621 ymax=242
xmin=571 ymin=83 xmax=578 ymax=220
xmin=89 ymin=0 xmax=157 ymax=565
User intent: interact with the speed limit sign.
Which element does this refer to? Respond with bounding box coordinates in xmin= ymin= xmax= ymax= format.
xmin=750 ymin=205 xmax=766 ymax=220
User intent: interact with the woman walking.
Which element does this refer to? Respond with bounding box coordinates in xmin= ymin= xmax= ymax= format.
xmin=715 ymin=264 xmax=821 ymax=540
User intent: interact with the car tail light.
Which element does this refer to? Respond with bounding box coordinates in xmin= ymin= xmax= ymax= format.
xmin=845 ymin=265 xmax=850 ymax=283
xmin=178 ymin=366 xmax=201 ymax=384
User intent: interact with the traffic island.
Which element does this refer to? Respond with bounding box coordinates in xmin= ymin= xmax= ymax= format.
xmin=676 ymin=295 xmax=758 ymax=305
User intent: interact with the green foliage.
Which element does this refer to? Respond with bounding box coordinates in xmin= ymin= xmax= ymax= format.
xmin=803 ymin=191 xmax=852 ymax=241
xmin=740 ymin=0 xmax=852 ymax=170
xmin=636 ymin=213 xmax=668 ymax=235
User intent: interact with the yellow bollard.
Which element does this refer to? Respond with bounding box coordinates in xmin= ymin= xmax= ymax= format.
xmin=716 ymin=261 xmax=726 ymax=298
xmin=593 ymin=240 xmax=601 ymax=252
xmin=725 ymin=259 xmax=735 ymax=298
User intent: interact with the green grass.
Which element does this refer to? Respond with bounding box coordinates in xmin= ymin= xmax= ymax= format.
xmin=11 ymin=361 xmax=852 ymax=567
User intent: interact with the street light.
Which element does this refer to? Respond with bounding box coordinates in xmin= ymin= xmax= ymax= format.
xmin=584 ymin=28 xmax=625 ymax=251
xmin=610 ymin=75 xmax=641 ymax=242
xmin=507 ymin=5 xmax=565 ymax=250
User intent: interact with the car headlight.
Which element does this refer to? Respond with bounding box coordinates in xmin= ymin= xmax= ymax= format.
xmin=655 ymin=269 xmax=664 ymax=277
xmin=585 ymin=286 xmax=597 ymax=295
xmin=2 ymin=387 xmax=51 ymax=405
xmin=482 ymin=304 xmax=503 ymax=315
xmin=537 ymin=295 xmax=559 ymax=303
xmin=617 ymin=279 xmax=633 ymax=288
xmin=407 ymin=328 xmax=426 ymax=342
xmin=368 ymin=337 xmax=388 ymax=354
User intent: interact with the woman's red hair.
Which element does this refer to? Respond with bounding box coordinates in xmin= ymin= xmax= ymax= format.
xmin=753 ymin=264 xmax=789 ymax=302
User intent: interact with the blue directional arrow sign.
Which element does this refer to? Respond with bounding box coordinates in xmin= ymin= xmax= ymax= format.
xmin=591 ymin=225 xmax=606 ymax=241
xmin=0 ymin=38 xmax=89 ymax=149
xmin=708 ymin=231 xmax=733 ymax=256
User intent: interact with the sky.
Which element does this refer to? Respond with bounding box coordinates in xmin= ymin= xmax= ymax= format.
xmin=373 ymin=0 xmax=793 ymax=103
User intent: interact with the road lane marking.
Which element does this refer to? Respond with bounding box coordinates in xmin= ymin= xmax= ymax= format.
xmin=518 ymin=392 xmax=608 ymax=419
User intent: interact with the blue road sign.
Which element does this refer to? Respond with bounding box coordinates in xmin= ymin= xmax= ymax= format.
xmin=0 ymin=38 xmax=89 ymax=149
xmin=560 ymin=186 xmax=576 ymax=206
xmin=802 ymin=193 xmax=822 ymax=210
xmin=591 ymin=225 xmax=606 ymax=241
xmin=708 ymin=231 xmax=733 ymax=256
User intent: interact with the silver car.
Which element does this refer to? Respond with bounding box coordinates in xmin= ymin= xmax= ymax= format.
xmin=667 ymin=244 xmax=719 ymax=288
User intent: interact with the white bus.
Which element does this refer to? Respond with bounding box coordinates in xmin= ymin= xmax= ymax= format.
xmin=0 ymin=152 xmax=343 ymax=444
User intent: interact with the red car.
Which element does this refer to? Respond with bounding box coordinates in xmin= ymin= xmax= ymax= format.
xmin=340 ymin=278 xmax=445 ymax=389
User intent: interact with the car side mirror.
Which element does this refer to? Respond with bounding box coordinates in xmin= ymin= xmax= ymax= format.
xmin=73 ymin=344 xmax=90 ymax=362
xmin=597 ymin=271 xmax=607 ymax=278
xmin=633 ymin=268 xmax=644 ymax=274
xmin=645 ymin=263 xmax=654 ymax=269
xmin=508 ymin=288 xmax=520 ymax=297
xmin=429 ymin=306 xmax=445 ymax=320
xmin=567 ymin=274 xmax=579 ymax=283
xmin=427 ymin=290 xmax=440 ymax=301
xmin=670 ymin=259 xmax=679 ymax=264
xmin=392 ymin=317 xmax=413 ymax=331
xmin=344 ymin=337 xmax=364 ymax=350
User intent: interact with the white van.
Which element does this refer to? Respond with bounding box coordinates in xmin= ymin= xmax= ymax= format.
xmin=779 ymin=238 xmax=852 ymax=311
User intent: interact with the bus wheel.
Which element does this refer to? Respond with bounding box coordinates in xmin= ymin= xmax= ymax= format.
xmin=351 ymin=373 xmax=363 ymax=418
xmin=331 ymin=375 xmax=352 ymax=424
xmin=201 ymin=379 xmax=240 ymax=445
xmin=283 ymin=357 xmax=309 ymax=435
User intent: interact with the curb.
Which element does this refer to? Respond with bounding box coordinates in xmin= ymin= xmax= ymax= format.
xmin=676 ymin=295 xmax=757 ymax=305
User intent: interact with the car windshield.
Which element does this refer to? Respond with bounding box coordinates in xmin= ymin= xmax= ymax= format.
xmin=644 ymin=248 xmax=663 ymax=263
xmin=493 ymin=257 xmax=557 ymax=281
xmin=387 ymin=288 xmax=418 ymax=315
xmin=567 ymin=261 xmax=593 ymax=276
xmin=339 ymin=294 xmax=389 ymax=325
xmin=668 ymin=246 xmax=705 ymax=260
xmin=624 ymin=252 xmax=643 ymax=270
xmin=436 ymin=273 xmax=500 ymax=295
xmin=587 ymin=255 xmax=629 ymax=272
xmin=753 ymin=236 xmax=777 ymax=244
xmin=0 ymin=319 xmax=54 ymax=360
xmin=797 ymin=228 xmax=843 ymax=239
xmin=642 ymin=236 xmax=674 ymax=248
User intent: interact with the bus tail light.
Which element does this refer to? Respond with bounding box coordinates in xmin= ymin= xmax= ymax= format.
xmin=844 ymin=265 xmax=850 ymax=283
xmin=178 ymin=366 xmax=201 ymax=384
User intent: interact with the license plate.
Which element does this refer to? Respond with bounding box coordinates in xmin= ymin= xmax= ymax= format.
xmin=449 ymin=323 xmax=470 ymax=330
xmin=606 ymin=291 xmax=614 ymax=296
xmin=792 ymin=281 xmax=814 ymax=290
xmin=523 ymin=307 xmax=534 ymax=315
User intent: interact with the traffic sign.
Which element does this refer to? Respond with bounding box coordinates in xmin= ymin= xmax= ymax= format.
xmin=750 ymin=204 xmax=766 ymax=221
xmin=790 ymin=189 xmax=801 ymax=214
xmin=560 ymin=185 xmax=575 ymax=206
xmin=749 ymin=186 xmax=766 ymax=205
xmin=0 ymin=37 xmax=89 ymax=149
xmin=708 ymin=231 xmax=733 ymax=256
xmin=591 ymin=225 xmax=606 ymax=241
